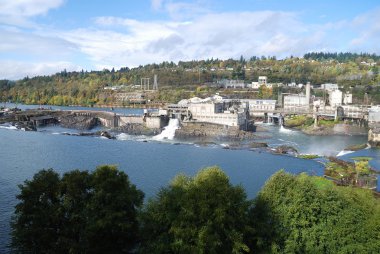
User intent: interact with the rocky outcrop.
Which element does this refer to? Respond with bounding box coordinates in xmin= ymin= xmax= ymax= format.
xmin=62 ymin=131 xmax=115 ymax=139
xmin=58 ymin=114 xmax=99 ymax=130
xmin=114 ymin=123 xmax=160 ymax=136
xmin=274 ymin=145 xmax=298 ymax=155
xmin=175 ymin=122 xmax=255 ymax=141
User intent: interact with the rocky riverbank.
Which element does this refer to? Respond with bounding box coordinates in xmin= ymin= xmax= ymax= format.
xmin=301 ymin=124 xmax=367 ymax=136
xmin=114 ymin=123 xmax=161 ymax=136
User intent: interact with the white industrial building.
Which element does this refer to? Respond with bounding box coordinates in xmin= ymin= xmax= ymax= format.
xmin=328 ymin=90 xmax=343 ymax=107
xmin=368 ymin=106 xmax=380 ymax=123
xmin=283 ymin=94 xmax=309 ymax=109
xmin=241 ymin=99 xmax=276 ymax=111
xmin=188 ymin=102 xmax=248 ymax=127
xmin=168 ymin=95 xmax=249 ymax=129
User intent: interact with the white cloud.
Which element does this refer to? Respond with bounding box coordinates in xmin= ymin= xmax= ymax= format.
xmin=0 ymin=0 xmax=64 ymax=17
xmin=151 ymin=0 xmax=164 ymax=11
xmin=0 ymin=0 xmax=65 ymax=27
xmin=73 ymin=11 xmax=313 ymax=69
xmin=1 ymin=4 xmax=380 ymax=80
xmin=349 ymin=8 xmax=380 ymax=52
xmin=0 ymin=61 xmax=81 ymax=80
xmin=0 ymin=29 xmax=77 ymax=57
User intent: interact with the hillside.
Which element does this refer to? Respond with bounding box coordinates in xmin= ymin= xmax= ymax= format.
xmin=1 ymin=52 xmax=379 ymax=106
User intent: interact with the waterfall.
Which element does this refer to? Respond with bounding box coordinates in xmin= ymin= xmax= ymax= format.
xmin=153 ymin=118 xmax=179 ymax=140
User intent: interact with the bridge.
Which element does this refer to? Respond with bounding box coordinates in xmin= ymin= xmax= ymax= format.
xmin=0 ymin=109 xmax=168 ymax=130
xmin=250 ymin=105 xmax=369 ymax=127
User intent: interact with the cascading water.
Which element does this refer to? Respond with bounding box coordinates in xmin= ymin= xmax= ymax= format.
xmin=279 ymin=116 xmax=292 ymax=133
xmin=152 ymin=118 xmax=179 ymax=140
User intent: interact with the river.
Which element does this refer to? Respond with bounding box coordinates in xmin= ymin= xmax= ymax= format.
xmin=0 ymin=104 xmax=378 ymax=252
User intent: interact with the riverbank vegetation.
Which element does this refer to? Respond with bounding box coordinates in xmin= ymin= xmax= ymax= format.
xmin=1 ymin=52 xmax=380 ymax=106
xmin=11 ymin=165 xmax=380 ymax=253
xmin=325 ymin=157 xmax=378 ymax=188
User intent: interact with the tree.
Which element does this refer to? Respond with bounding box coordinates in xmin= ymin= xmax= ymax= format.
xmin=11 ymin=169 xmax=62 ymax=253
xmin=11 ymin=166 xmax=144 ymax=254
xmin=249 ymin=171 xmax=380 ymax=253
xmin=85 ymin=165 xmax=144 ymax=253
xmin=140 ymin=166 xmax=251 ymax=254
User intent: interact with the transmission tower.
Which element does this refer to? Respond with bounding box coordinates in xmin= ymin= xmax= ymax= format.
xmin=141 ymin=78 xmax=150 ymax=90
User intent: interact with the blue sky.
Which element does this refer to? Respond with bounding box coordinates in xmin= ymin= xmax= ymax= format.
xmin=0 ymin=0 xmax=379 ymax=79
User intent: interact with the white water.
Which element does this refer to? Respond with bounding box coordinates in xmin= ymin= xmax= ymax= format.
xmin=336 ymin=150 xmax=355 ymax=157
xmin=0 ymin=124 xmax=18 ymax=130
xmin=279 ymin=125 xmax=293 ymax=133
xmin=116 ymin=133 xmax=148 ymax=142
xmin=153 ymin=118 xmax=179 ymax=140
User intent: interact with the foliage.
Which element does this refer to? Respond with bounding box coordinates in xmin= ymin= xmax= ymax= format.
xmin=297 ymin=154 xmax=320 ymax=159
xmin=325 ymin=157 xmax=375 ymax=187
xmin=11 ymin=165 xmax=144 ymax=254
xmin=249 ymin=171 xmax=380 ymax=253
xmin=10 ymin=165 xmax=380 ymax=253
xmin=140 ymin=166 xmax=251 ymax=254
xmin=351 ymin=156 xmax=373 ymax=161
xmin=284 ymin=115 xmax=314 ymax=128
xmin=1 ymin=52 xmax=379 ymax=106
xmin=344 ymin=143 xmax=368 ymax=151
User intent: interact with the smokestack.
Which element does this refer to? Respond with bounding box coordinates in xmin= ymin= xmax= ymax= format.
xmin=306 ymin=82 xmax=311 ymax=107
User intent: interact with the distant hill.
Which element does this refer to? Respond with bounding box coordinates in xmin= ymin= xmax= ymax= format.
xmin=1 ymin=52 xmax=379 ymax=106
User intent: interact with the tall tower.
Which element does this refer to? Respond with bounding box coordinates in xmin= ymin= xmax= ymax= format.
xmin=306 ymin=82 xmax=311 ymax=107
xmin=153 ymin=74 xmax=159 ymax=90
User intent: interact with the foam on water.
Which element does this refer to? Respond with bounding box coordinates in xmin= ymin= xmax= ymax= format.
xmin=0 ymin=124 xmax=18 ymax=130
xmin=152 ymin=118 xmax=179 ymax=140
xmin=336 ymin=150 xmax=355 ymax=157
xmin=279 ymin=125 xmax=293 ymax=133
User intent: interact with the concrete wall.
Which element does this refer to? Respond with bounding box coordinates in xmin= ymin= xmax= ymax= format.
xmin=146 ymin=116 xmax=166 ymax=129
xmin=119 ymin=116 xmax=143 ymax=125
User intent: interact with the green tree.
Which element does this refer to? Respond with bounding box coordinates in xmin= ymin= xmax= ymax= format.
xmin=85 ymin=165 xmax=144 ymax=253
xmin=140 ymin=166 xmax=251 ymax=254
xmin=11 ymin=166 xmax=144 ymax=254
xmin=11 ymin=169 xmax=62 ymax=253
xmin=249 ymin=171 xmax=380 ymax=253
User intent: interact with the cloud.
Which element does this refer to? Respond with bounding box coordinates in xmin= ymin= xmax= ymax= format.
xmin=0 ymin=0 xmax=64 ymax=17
xmin=149 ymin=0 xmax=209 ymax=20
xmin=0 ymin=60 xmax=81 ymax=80
xmin=79 ymin=11 xmax=313 ymax=69
xmin=1 ymin=3 xmax=380 ymax=80
xmin=0 ymin=0 xmax=65 ymax=27
xmin=0 ymin=29 xmax=77 ymax=57
xmin=151 ymin=0 xmax=164 ymax=11
xmin=349 ymin=8 xmax=380 ymax=52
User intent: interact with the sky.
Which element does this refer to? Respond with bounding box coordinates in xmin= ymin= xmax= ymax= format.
xmin=0 ymin=0 xmax=380 ymax=80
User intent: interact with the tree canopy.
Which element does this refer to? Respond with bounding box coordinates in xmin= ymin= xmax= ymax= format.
xmin=10 ymin=166 xmax=380 ymax=253
xmin=140 ymin=166 xmax=251 ymax=253
xmin=249 ymin=171 xmax=380 ymax=253
xmin=11 ymin=165 xmax=144 ymax=254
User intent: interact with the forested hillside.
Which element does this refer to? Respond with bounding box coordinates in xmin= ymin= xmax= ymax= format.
xmin=1 ymin=52 xmax=379 ymax=106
